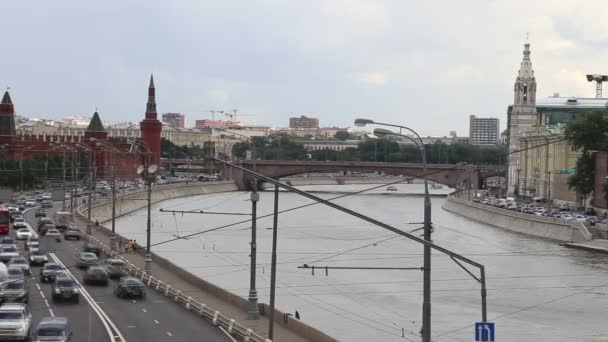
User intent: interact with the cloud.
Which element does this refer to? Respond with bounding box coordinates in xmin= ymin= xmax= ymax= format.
xmin=352 ymin=72 xmax=387 ymax=86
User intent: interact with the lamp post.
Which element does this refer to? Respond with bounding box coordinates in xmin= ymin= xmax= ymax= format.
xmin=91 ymin=138 xmax=120 ymax=251
xmin=130 ymin=139 xmax=157 ymax=273
xmin=356 ymin=118 xmax=433 ymax=342
xmin=214 ymin=127 xmax=260 ymax=320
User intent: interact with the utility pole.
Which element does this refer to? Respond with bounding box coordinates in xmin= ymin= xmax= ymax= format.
xmin=87 ymin=150 xmax=95 ymax=235
xmin=19 ymin=159 xmax=23 ymax=194
xmin=110 ymin=164 xmax=118 ymax=251
xmin=268 ymin=184 xmax=280 ymax=340
xmin=62 ymin=150 xmax=67 ymax=208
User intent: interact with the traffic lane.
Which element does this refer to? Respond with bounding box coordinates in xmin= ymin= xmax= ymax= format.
xmin=56 ymin=236 xmax=231 ymax=342
xmin=22 ymin=214 xmax=113 ymax=342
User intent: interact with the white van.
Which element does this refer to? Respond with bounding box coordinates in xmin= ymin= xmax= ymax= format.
xmin=498 ymin=199 xmax=508 ymax=208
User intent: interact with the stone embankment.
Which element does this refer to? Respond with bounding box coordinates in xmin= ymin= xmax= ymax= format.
xmin=442 ymin=195 xmax=592 ymax=242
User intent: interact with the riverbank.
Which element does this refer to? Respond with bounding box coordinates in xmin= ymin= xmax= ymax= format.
xmin=442 ymin=195 xmax=592 ymax=242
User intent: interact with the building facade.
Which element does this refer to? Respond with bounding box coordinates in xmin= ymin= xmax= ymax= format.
xmin=469 ymin=115 xmax=499 ymax=145
xmin=507 ymin=43 xmax=538 ymax=195
xmin=195 ymin=120 xmax=238 ymax=128
xmin=289 ymin=115 xmax=319 ymax=129
xmin=162 ymin=113 xmax=186 ymax=128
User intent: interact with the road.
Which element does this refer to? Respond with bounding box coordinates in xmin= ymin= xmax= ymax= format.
xmin=20 ymin=203 xmax=230 ymax=342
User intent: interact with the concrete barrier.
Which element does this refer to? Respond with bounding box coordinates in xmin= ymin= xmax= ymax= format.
xmin=443 ymin=196 xmax=592 ymax=242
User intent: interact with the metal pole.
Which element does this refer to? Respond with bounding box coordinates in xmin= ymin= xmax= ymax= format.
xmin=144 ymin=148 xmax=153 ymax=272
xmin=268 ymin=184 xmax=280 ymax=340
xmin=19 ymin=159 xmax=23 ymax=194
xmin=62 ymin=150 xmax=66 ymax=208
xmin=421 ymin=143 xmax=432 ymax=342
xmin=248 ymin=179 xmax=260 ymax=319
xmin=110 ymin=163 xmax=118 ymax=251
xmin=87 ymin=150 xmax=94 ymax=235
xmin=481 ymin=266 xmax=487 ymax=322
xmin=70 ymin=151 xmax=76 ymax=212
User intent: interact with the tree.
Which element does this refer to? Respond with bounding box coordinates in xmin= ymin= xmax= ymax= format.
xmin=334 ymin=131 xmax=350 ymax=140
xmin=568 ymin=150 xmax=595 ymax=199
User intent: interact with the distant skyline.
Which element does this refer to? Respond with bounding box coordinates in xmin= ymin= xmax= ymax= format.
xmin=1 ymin=1 xmax=606 ymax=136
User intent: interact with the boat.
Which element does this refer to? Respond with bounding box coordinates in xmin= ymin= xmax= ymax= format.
xmin=386 ymin=186 xmax=397 ymax=191
xmin=430 ymin=183 xmax=443 ymax=189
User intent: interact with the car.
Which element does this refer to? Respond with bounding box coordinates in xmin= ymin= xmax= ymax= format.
xmin=41 ymin=200 xmax=53 ymax=209
xmin=28 ymin=249 xmax=48 ymax=266
xmin=574 ymin=214 xmax=587 ymax=222
xmin=42 ymin=193 xmax=52 ymax=200
xmin=36 ymin=218 xmax=52 ymax=231
xmin=12 ymin=216 xmax=26 ymax=229
xmin=14 ymin=228 xmax=32 ymax=241
xmin=25 ymin=240 xmax=39 ymax=252
xmin=8 ymin=257 xmax=31 ymax=275
xmin=0 ymin=246 xmax=20 ymax=263
xmin=0 ymin=237 xmax=16 ymax=249
xmin=104 ymin=258 xmax=127 ymax=279
xmin=32 ymin=317 xmax=72 ymax=342
xmin=0 ymin=303 xmax=32 ymax=341
xmin=63 ymin=228 xmax=80 ymax=240
xmin=7 ymin=265 xmax=24 ymax=281
xmin=385 ymin=186 xmax=397 ymax=191
xmin=561 ymin=213 xmax=573 ymax=220
xmin=83 ymin=243 xmax=102 ymax=256
xmin=51 ymin=277 xmax=79 ymax=303
xmin=114 ymin=276 xmax=146 ymax=299
xmin=83 ymin=265 xmax=109 ymax=285
xmin=40 ymin=263 xmax=65 ymax=283
xmin=44 ymin=228 xmax=61 ymax=238
xmin=24 ymin=201 xmax=35 ymax=208
xmin=507 ymin=203 xmax=518 ymax=210
xmin=34 ymin=209 xmax=46 ymax=218
xmin=76 ymin=252 xmax=98 ymax=269
xmin=0 ymin=280 xmax=28 ymax=303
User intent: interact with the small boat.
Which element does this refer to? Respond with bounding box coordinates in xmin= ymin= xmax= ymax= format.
xmin=430 ymin=183 xmax=443 ymax=189
xmin=386 ymin=186 xmax=397 ymax=191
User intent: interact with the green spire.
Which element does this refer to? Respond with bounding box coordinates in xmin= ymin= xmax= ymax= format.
xmin=87 ymin=111 xmax=106 ymax=132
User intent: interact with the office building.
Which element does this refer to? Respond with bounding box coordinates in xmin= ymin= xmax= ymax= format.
xmin=162 ymin=112 xmax=186 ymax=128
xmin=289 ymin=115 xmax=319 ymax=129
xmin=469 ymin=115 xmax=500 ymax=145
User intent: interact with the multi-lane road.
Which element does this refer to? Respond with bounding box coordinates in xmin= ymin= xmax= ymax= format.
xmin=20 ymin=203 xmax=230 ymax=342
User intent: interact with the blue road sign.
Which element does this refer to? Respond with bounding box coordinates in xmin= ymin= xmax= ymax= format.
xmin=475 ymin=322 xmax=495 ymax=342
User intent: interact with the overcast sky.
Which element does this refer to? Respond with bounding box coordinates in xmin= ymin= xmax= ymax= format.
xmin=1 ymin=1 xmax=606 ymax=136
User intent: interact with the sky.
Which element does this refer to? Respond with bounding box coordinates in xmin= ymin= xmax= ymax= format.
xmin=1 ymin=0 xmax=607 ymax=136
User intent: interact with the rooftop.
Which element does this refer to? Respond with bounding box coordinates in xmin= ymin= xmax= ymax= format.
xmin=538 ymin=96 xmax=608 ymax=108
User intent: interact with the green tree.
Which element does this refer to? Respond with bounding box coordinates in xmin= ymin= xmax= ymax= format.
xmin=334 ymin=131 xmax=350 ymax=140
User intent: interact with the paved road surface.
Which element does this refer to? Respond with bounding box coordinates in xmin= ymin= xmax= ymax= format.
xmin=20 ymin=203 xmax=230 ymax=342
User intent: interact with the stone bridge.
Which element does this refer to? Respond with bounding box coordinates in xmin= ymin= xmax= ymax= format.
xmin=201 ymin=159 xmax=501 ymax=190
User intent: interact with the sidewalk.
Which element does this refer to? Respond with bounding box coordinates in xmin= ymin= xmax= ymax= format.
xmin=72 ymin=215 xmax=313 ymax=342
xmin=563 ymin=239 xmax=608 ymax=254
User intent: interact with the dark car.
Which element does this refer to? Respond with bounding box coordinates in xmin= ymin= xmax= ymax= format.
xmin=40 ymin=263 xmax=65 ymax=283
xmin=36 ymin=218 xmax=52 ymax=232
xmin=34 ymin=209 xmax=46 ymax=218
xmin=83 ymin=243 xmax=102 ymax=257
xmin=51 ymin=277 xmax=80 ymax=303
xmin=0 ymin=280 xmax=29 ymax=304
xmin=63 ymin=228 xmax=80 ymax=241
xmin=83 ymin=266 xmax=109 ymax=286
xmin=114 ymin=276 xmax=146 ymax=299
xmin=32 ymin=317 xmax=72 ymax=342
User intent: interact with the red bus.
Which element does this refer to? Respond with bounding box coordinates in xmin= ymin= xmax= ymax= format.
xmin=0 ymin=206 xmax=9 ymax=234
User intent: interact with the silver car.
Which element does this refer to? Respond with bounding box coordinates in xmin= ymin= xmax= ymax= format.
xmin=76 ymin=252 xmax=98 ymax=268
xmin=8 ymin=257 xmax=31 ymax=275
xmin=0 ymin=303 xmax=32 ymax=341
xmin=32 ymin=317 xmax=71 ymax=342
xmin=0 ymin=246 xmax=20 ymax=263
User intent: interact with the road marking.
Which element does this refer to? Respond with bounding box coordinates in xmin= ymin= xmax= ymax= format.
xmin=35 ymin=283 xmax=41 ymax=291
xmin=142 ymin=308 xmax=147 ymax=313
xmin=48 ymin=308 xmax=55 ymax=317
xmin=39 ymin=291 xmax=46 ymax=299
xmin=50 ymin=253 xmax=126 ymax=342
xmin=154 ymin=320 xmax=160 ymax=324
xmin=43 ymin=299 xmax=50 ymax=308
xmin=166 ymin=332 xmax=173 ymax=337
xmin=131 ymin=300 xmax=137 ymax=303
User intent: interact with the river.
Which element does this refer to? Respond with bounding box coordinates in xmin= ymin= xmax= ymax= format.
xmin=114 ymin=184 xmax=608 ymax=342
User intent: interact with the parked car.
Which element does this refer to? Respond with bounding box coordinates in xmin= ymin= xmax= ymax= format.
xmin=104 ymin=258 xmax=127 ymax=279
xmin=76 ymin=253 xmax=98 ymax=269
xmin=561 ymin=213 xmax=573 ymax=220
xmin=83 ymin=265 xmax=109 ymax=285
xmin=0 ymin=280 xmax=28 ymax=303
xmin=507 ymin=203 xmax=518 ymax=210
xmin=63 ymin=228 xmax=80 ymax=241
xmin=0 ymin=303 xmax=32 ymax=341
xmin=8 ymin=257 xmax=31 ymax=275
xmin=32 ymin=317 xmax=72 ymax=342
xmin=114 ymin=276 xmax=146 ymax=299
xmin=83 ymin=243 xmax=102 ymax=257
xmin=51 ymin=277 xmax=80 ymax=303
xmin=574 ymin=214 xmax=587 ymax=222
xmin=15 ymin=228 xmax=32 ymax=241
xmin=40 ymin=263 xmax=65 ymax=283
xmin=28 ymin=249 xmax=48 ymax=266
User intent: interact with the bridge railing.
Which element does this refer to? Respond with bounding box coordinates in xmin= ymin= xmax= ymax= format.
xmin=83 ymin=234 xmax=271 ymax=342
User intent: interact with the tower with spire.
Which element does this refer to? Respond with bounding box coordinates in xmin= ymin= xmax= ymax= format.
xmin=139 ymin=75 xmax=162 ymax=166
xmin=0 ymin=90 xmax=16 ymax=137
xmin=508 ymin=42 xmax=539 ymax=195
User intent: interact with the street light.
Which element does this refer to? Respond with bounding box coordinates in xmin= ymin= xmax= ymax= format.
xmin=129 ymin=139 xmax=157 ymax=273
xmin=214 ymin=127 xmax=260 ymax=320
xmin=91 ymin=138 xmax=121 ymax=251
xmin=357 ymin=119 xmax=433 ymax=342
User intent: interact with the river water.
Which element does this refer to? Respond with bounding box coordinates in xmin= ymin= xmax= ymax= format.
xmin=114 ymin=184 xmax=608 ymax=342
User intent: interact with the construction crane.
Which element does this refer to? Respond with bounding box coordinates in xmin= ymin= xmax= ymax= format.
xmin=209 ymin=110 xmax=224 ymax=121
xmin=586 ymin=74 xmax=608 ymax=98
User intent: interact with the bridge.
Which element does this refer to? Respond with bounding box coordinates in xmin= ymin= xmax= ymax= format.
xmin=160 ymin=159 xmax=502 ymax=190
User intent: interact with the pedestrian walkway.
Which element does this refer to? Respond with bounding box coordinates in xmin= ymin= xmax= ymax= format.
xmin=72 ymin=215 xmax=313 ymax=342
